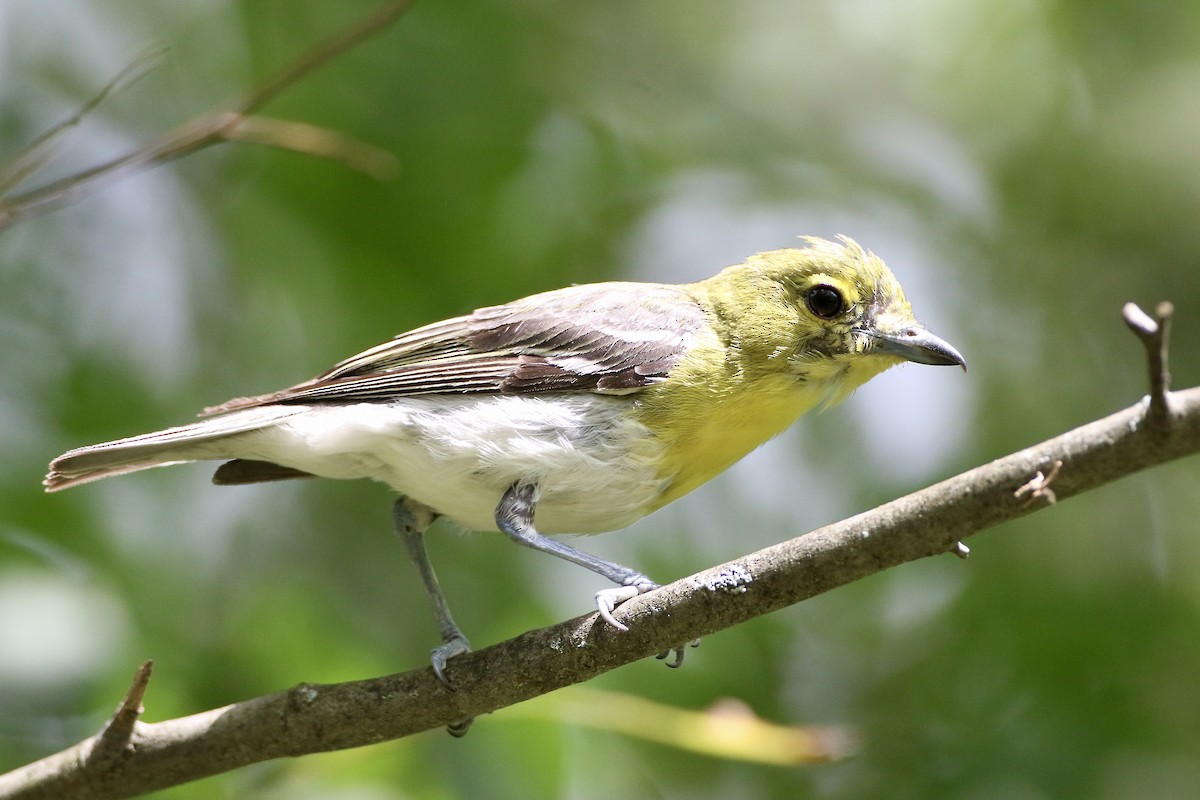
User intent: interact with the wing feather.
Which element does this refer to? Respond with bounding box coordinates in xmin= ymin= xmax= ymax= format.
xmin=206 ymin=282 xmax=705 ymax=414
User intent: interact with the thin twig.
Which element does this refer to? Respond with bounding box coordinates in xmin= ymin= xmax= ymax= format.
xmin=1122 ymin=301 xmax=1175 ymax=423
xmin=235 ymin=0 xmax=417 ymax=117
xmin=226 ymin=117 xmax=397 ymax=180
xmin=0 ymin=0 xmax=416 ymax=231
xmin=0 ymin=47 xmax=166 ymax=195
xmin=1014 ymin=459 xmax=1062 ymax=506
xmin=87 ymin=661 xmax=153 ymax=768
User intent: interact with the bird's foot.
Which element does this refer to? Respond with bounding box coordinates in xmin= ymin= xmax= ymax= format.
xmin=656 ymin=638 xmax=701 ymax=668
xmin=431 ymin=634 xmax=473 ymax=687
xmin=430 ymin=634 xmax=474 ymax=737
xmin=595 ymin=576 xmax=659 ymax=632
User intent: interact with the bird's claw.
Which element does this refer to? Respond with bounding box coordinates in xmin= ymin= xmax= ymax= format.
xmin=430 ymin=635 xmax=474 ymax=736
xmin=595 ymin=577 xmax=659 ymax=631
xmin=430 ymin=634 xmax=473 ymax=688
xmin=446 ymin=717 xmax=474 ymax=738
xmin=656 ymin=638 xmax=701 ymax=668
xmin=595 ymin=579 xmax=698 ymax=668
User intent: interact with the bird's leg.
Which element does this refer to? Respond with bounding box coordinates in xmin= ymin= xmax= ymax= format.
xmin=392 ymin=497 xmax=473 ymax=736
xmin=495 ymin=482 xmax=660 ymax=632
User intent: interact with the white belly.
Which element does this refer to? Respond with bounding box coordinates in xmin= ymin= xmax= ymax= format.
xmin=231 ymin=394 xmax=669 ymax=534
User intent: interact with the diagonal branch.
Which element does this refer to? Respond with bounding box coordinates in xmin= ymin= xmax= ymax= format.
xmin=234 ymin=0 xmax=417 ymax=118
xmin=0 ymin=0 xmax=413 ymax=232
xmin=2 ymin=302 xmax=1198 ymax=799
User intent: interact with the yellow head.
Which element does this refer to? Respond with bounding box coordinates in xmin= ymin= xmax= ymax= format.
xmin=694 ymin=235 xmax=963 ymax=406
xmin=640 ymin=236 xmax=963 ymax=505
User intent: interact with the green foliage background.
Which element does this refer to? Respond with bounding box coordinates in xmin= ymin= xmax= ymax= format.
xmin=2 ymin=1 xmax=1199 ymax=797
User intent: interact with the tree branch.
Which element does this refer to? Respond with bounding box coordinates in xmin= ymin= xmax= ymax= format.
xmin=0 ymin=0 xmax=413 ymax=232
xmin=3 ymin=303 xmax=1197 ymax=799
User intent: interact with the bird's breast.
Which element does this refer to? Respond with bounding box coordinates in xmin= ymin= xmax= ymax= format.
xmin=635 ymin=372 xmax=831 ymax=508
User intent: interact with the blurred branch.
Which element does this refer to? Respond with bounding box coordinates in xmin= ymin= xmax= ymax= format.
xmin=0 ymin=47 xmax=164 ymax=195
xmin=513 ymin=688 xmax=856 ymax=765
xmin=0 ymin=0 xmax=412 ymax=232
xmin=225 ymin=117 xmax=396 ymax=181
xmin=2 ymin=303 xmax=1199 ymax=798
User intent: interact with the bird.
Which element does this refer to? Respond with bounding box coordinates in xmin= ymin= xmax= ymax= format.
xmin=46 ymin=235 xmax=964 ymax=693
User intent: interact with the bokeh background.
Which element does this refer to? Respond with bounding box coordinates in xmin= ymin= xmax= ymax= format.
xmin=3 ymin=1 xmax=1199 ymax=797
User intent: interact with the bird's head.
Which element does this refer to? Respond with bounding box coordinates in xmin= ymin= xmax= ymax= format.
xmin=699 ymin=236 xmax=964 ymax=406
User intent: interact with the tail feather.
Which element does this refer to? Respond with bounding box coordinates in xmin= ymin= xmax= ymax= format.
xmin=45 ymin=406 xmax=307 ymax=492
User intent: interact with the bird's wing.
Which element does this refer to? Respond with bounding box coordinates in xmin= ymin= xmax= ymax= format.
xmin=205 ymin=282 xmax=706 ymax=414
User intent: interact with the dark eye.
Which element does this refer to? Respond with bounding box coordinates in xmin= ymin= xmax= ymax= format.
xmin=806 ymin=284 xmax=845 ymax=319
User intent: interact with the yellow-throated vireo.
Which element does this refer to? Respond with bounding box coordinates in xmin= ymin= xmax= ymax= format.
xmin=46 ymin=236 xmax=964 ymax=691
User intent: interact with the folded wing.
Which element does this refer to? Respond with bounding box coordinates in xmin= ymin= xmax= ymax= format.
xmin=206 ymin=281 xmax=706 ymax=413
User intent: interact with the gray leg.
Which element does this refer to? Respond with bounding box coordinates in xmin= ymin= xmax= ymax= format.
xmin=494 ymin=483 xmax=660 ymax=631
xmin=393 ymin=497 xmax=473 ymax=736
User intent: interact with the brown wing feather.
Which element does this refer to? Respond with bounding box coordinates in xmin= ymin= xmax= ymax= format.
xmin=205 ymin=282 xmax=705 ymax=415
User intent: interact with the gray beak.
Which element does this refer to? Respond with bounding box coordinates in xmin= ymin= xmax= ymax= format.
xmin=871 ymin=325 xmax=966 ymax=369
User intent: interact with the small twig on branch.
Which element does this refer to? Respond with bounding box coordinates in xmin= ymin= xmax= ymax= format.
xmin=0 ymin=0 xmax=415 ymax=231
xmin=226 ymin=117 xmax=396 ymax=180
xmin=3 ymin=303 xmax=1200 ymax=800
xmin=1014 ymin=459 xmax=1062 ymax=507
xmin=87 ymin=661 xmax=153 ymax=769
xmin=1123 ymin=301 xmax=1175 ymax=423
